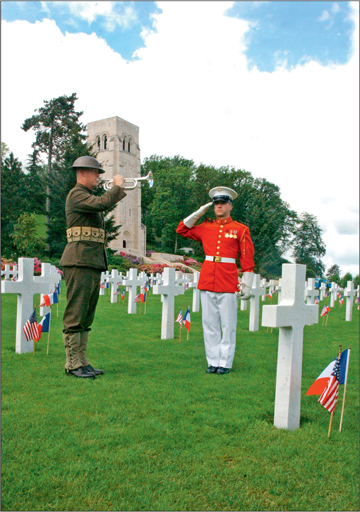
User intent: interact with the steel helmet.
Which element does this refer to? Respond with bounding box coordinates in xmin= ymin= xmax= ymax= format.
xmin=71 ymin=156 xmax=105 ymax=174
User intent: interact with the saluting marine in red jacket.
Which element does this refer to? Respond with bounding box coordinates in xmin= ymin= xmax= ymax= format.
xmin=176 ymin=186 xmax=255 ymax=374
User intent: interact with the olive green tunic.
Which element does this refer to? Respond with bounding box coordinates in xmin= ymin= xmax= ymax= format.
xmin=60 ymin=183 xmax=126 ymax=270
xmin=60 ymin=183 xmax=126 ymax=334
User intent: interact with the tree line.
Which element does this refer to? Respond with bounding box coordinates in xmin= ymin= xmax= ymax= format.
xmin=2 ymin=92 xmax=353 ymax=282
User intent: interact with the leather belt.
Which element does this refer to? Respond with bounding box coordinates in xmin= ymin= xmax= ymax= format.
xmin=66 ymin=226 xmax=105 ymax=244
xmin=205 ymin=256 xmax=236 ymax=263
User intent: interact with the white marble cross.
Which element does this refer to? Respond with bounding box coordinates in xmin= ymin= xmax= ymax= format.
xmin=261 ymin=278 xmax=268 ymax=301
xmin=1 ymin=264 xmax=14 ymax=281
xmin=304 ymin=278 xmax=318 ymax=305
xmin=107 ymin=269 xmax=123 ymax=303
xmin=319 ymin=282 xmax=327 ymax=301
xmin=344 ymin=281 xmax=356 ymax=321
xmin=329 ymin=282 xmax=340 ymax=307
xmin=189 ymin=272 xmax=200 ymax=312
xmin=122 ymin=268 xmax=140 ymax=314
xmin=152 ymin=267 xmax=185 ymax=339
xmin=269 ymin=279 xmax=275 ymax=295
xmin=1 ymin=258 xmax=54 ymax=354
xmin=261 ymin=264 xmax=318 ymax=430
xmin=249 ymin=273 xmax=265 ymax=331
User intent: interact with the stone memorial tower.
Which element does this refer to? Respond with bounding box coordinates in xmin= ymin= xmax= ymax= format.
xmin=87 ymin=116 xmax=146 ymax=257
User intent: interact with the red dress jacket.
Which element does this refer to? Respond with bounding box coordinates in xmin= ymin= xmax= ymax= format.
xmin=176 ymin=217 xmax=255 ymax=293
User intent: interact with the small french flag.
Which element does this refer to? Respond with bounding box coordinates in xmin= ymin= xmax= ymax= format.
xmin=183 ymin=307 xmax=191 ymax=332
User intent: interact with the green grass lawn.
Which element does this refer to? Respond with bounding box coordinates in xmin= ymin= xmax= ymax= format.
xmin=1 ymin=286 xmax=359 ymax=511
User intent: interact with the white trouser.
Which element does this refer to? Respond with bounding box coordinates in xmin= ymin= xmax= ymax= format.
xmin=200 ymin=290 xmax=238 ymax=369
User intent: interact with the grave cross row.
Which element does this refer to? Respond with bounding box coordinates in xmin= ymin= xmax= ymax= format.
xmin=261 ymin=264 xmax=318 ymax=430
xmin=1 ymin=258 xmax=55 ymax=354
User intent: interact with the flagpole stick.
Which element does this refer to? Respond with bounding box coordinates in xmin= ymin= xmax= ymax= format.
xmin=33 ymin=339 xmax=36 ymax=356
xmin=328 ymin=412 xmax=334 ymax=438
xmin=57 ymin=302 xmax=59 ymax=318
xmin=46 ymin=331 xmax=50 ymax=355
xmin=179 ymin=325 xmax=182 ymax=342
xmin=339 ymin=348 xmax=351 ymax=432
xmin=187 ymin=329 xmax=189 ymax=341
xmin=325 ymin=315 xmax=328 ymax=326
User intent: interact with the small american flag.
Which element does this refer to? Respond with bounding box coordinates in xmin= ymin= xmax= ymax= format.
xmin=318 ymin=355 xmax=340 ymax=413
xmin=175 ymin=309 xmax=183 ymax=327
xmin=23 ymin=309 xmax=38 ymax=342
xmin=320 ymin=305 xmax=331 ymax=317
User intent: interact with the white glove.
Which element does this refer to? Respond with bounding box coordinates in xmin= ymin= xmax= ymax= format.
xmin=236 ymin=272 xmax=254 ymax=300
xmin=183 ymin=202 xmax=213 ymax=228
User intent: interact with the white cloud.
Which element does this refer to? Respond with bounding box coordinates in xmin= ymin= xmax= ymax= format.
xmin=319 ymin=10 xmax=331 ymax=22
xmin=1 ymin=1 xmax=359 ymax=275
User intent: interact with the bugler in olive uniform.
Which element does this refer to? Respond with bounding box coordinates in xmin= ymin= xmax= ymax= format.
xmin=60 ymin=156 xmax=126 ymax=379
xmin=176 ymin=187 xmax=255 ymax=374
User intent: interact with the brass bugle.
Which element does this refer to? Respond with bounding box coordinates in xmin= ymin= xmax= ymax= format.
xmin=101 ymin=171 xmax=154 ymax=191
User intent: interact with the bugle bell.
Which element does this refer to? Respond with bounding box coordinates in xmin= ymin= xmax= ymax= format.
xmin=101 ymin=171 xmax=154 ymax=191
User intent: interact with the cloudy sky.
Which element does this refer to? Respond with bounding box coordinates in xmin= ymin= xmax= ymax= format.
xmin=2 ymin=1 xmax=359 ymax=277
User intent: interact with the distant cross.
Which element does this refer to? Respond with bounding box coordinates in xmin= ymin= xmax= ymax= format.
xmin=261 ymin=264 xmax=318 ymax=430
xmin=106 ymin=269 xmax=123 ymax=303
xmin=1 ymin=264 xmax=13 ymax=281
xmin=248 ymin=274 xmax=265 ymax=331
xmin=189 ymin=272 xmax=200 ymax=312
xmin=269 ymin=279 xmax=275 ymax=295
xmin=1 ymin=258 xmax=53 ymax=354
xmin=137 ymin=272 xmax=148 ymax=291
xmin=329 ymin=282 xmax=340 ymax=307
xmin=319 ymin=282 xmax=327 ymax=301
xmin=152 ymin=267 xmax=185 ymax=339
xmin=99 ymin=271 xmax=110 ymax=296
xmin=344 ymin=281 xmax=356 ymax=321
xmin=261 ymin=278 xmax=268 ymax=301
xmin=304 ymin=278 xmax=318 ymax=305
xmin=122 ymin=268 xmax=140 ymax=314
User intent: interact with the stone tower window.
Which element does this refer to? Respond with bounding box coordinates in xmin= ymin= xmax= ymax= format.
xmin=122 ymin=137 xmax=126 ymax=151
xmin=128 ymin=139 xmax=131 ymax=152
xmin=96 ymin=136 xmax=100 ymax=151
xmin=123 ymin=240 xmax=126 ymax=248
xmin=103 ymin=135 xmax=107 ymax=150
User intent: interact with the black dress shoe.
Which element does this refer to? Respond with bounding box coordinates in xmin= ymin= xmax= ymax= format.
xmin=206 ymin=365 xmax=218 ymax=373
xmin=65 ymin=367 xmax=96 ymax=379
xmin=217 ymin=367 xmax=231 ymax=374
xmin=83 ymin=364 xmax=104 ymax=375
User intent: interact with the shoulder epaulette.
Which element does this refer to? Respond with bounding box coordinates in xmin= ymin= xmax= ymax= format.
xmin=234 ymin=221 xmax=248 ymax=228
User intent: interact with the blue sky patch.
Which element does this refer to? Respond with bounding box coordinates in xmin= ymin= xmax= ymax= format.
xmin=2 ymin=1 xmax=356 ymax=70
xmin=1 ymin=1 xmax=162 ymax=61
xmin=225 ymin=1 xmax=356 ymax=72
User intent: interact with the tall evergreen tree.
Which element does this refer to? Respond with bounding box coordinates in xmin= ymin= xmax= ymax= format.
xmin=21 ymin=93 xmax=86 ymax=235
xmin=24 ymin=149 xmax=47 ymax=215
xmin=292 ymin=212 xmax=326 ymax=277
xmin=1 ymin=152 xmax=28 ymax=257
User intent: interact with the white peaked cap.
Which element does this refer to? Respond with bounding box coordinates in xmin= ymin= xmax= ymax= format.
xmin=209 ymin=186 xmax=238 ymax=202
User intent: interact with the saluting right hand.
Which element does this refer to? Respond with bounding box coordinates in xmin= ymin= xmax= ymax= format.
xmin=112 ymin=175 xmax=125 ymax=188
xmin=183 ymin=202 xmax=213 ymax=228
